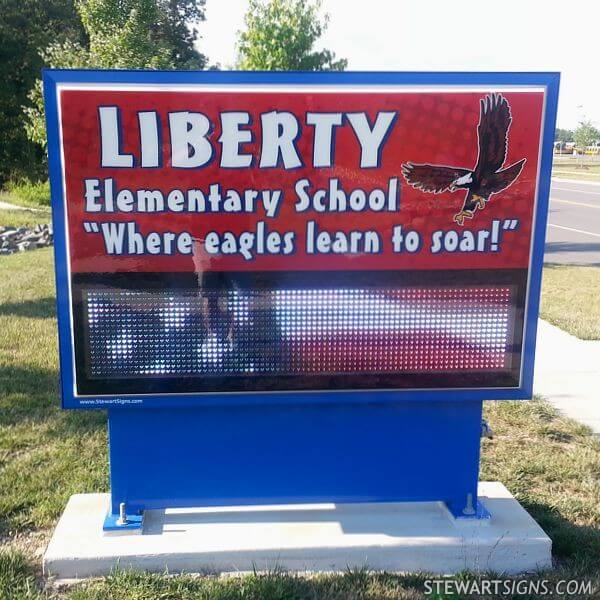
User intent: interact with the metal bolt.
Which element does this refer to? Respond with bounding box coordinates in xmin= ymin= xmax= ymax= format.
xmin=481 ymin=419 xmax=494 ymax=439
xmin=462 ymin=493 xmax=476 ymax=516
xmin=116 ymin=502 xmax=128 ymax=526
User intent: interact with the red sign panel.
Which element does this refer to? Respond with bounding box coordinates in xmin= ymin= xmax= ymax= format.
xmin=60 ymin=89 xmax=543 ymax=273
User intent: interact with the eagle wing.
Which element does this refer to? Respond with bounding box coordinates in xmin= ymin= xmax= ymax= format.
xmin=475 ymin=93 xmax=512 ymax=178
xmin=487 ymin=158 xmax=526 ymax=194
xmin=402 ymin=163 xmax=470 ymax=194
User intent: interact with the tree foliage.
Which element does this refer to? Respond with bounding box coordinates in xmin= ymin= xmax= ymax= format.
xmin=24 ymin=41 xmax=92 ymax=149
xmin=24 ymin=0 xmax=208 ymax=151
xmin=573 ymin=120 xmax=600 ymax=151
xmin=154 ymin=0 xmax=208 ymax=69
xmin=236 ymin=0 xmax=347 ymax=71
xmin=554 ymin=128 xmax=574 ymax=144
xmin=0 ymin=0 xmax=85 ymax=183
xmin=76 ymin=0 xmax=198 ymax=69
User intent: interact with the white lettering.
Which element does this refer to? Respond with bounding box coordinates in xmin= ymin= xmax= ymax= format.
xmin=169 ymin=111 xmax=213 ymax=168
xmin=259 ymin=111 xmax=302 ymax=169
xmin=99 ymin=106 xmax=134 ymax=168
xmin=346 ymin=112 xmax=397 ymax=167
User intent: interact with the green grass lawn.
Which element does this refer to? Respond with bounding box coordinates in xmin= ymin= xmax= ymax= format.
xmin=0 ymin=249 xmax=599 ymax=598
xmin=3 ymin=181 xmax=50 ymax=209
xmin=0 ymin=249 xmax=107 ymax=538
xmin=541 ymin=264 xmax=600 ymax=340
xmin=0 ymin=208 xmax=52 ymax=230
xmin=552 ymin=159 xmax=600 ymax=182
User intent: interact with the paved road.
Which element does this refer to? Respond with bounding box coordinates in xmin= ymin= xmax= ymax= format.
xmin=545 ymin=179 xmax=600 ymax=265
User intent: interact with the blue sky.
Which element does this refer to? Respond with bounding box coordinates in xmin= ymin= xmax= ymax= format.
xmin=197 ymin=0 xmax=600 ymax=130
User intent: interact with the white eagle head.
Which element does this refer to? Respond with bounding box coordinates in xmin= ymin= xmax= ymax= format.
xmin=453 ymin=172 xmax=473 ymax=187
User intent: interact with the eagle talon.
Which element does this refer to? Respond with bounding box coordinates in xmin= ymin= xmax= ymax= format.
xmin=473 ymin=195 xmax=487 ymax=210
xmin=453 ymin=210 xmax=474 ymax=226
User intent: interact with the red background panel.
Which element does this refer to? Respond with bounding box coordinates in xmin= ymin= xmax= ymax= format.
xmin=59 ymin=88 xmax=544 ymax=273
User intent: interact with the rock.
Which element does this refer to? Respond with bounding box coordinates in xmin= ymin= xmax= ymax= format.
xmin=20 ymin=233 xmax=40 ymax=243
xmin=0 ymin=229 xmax=18 ymax=241
xmin=0 ymin=223 xmax=53 ymax=255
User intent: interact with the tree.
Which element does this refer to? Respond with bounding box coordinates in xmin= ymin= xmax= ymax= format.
xmin=24 ymin=41 xmax=93 ymax=149
xmin=76 ymin=0 xmax=207 ymax=68
xmin=0 ymin=0 xmax=85 ymax=184
xmin=76 ymin=0 xmax=208 ymax=69
xmin=154 ymin=0 xmax=208 ymax=69
xmin=24 ymin=0 xmax=208 ymax=151
xmin=573 ymin=120 xmax=600 ymax=152
xmin=554 ymin=128 xmax=574 ymax=144
xmin=236 ymin=0 xmax=347 ymax=71
xmin=571 ymin=120 xmax=600 ymax=167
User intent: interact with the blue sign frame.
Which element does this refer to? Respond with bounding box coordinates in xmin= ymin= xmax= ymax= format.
xmin=44 ymin=70 xmax=560 ymax=410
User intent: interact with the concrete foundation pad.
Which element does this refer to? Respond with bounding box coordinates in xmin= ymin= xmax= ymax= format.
xmin=44 ymin=482 xmax=551 ymax=580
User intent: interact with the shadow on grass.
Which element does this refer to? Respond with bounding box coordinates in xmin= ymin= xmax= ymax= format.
xmin=0 ymin=297 xmax=55 ymax=319
xmin=0 ymin=364 xmax=105 ymax=435
xmin=522 ymin=498 xmax=600 ymax=574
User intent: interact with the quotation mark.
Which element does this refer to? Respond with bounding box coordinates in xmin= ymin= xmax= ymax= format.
xmin=502 ymin=219 xmax=519 ymax=231
xmin=84 ymin=222 xmax=100 ymax=233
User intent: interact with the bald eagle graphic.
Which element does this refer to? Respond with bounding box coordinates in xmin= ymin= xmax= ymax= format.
xmin=401 ymin=93 xmax=526 ymax=226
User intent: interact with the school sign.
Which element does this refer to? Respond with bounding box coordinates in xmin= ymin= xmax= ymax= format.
xmin=44 ymin=71 xmax=558 ymax=527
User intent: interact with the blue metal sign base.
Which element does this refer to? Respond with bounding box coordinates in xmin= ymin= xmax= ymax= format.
xmin=104 ymin=398 xmax=487 ymax=530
